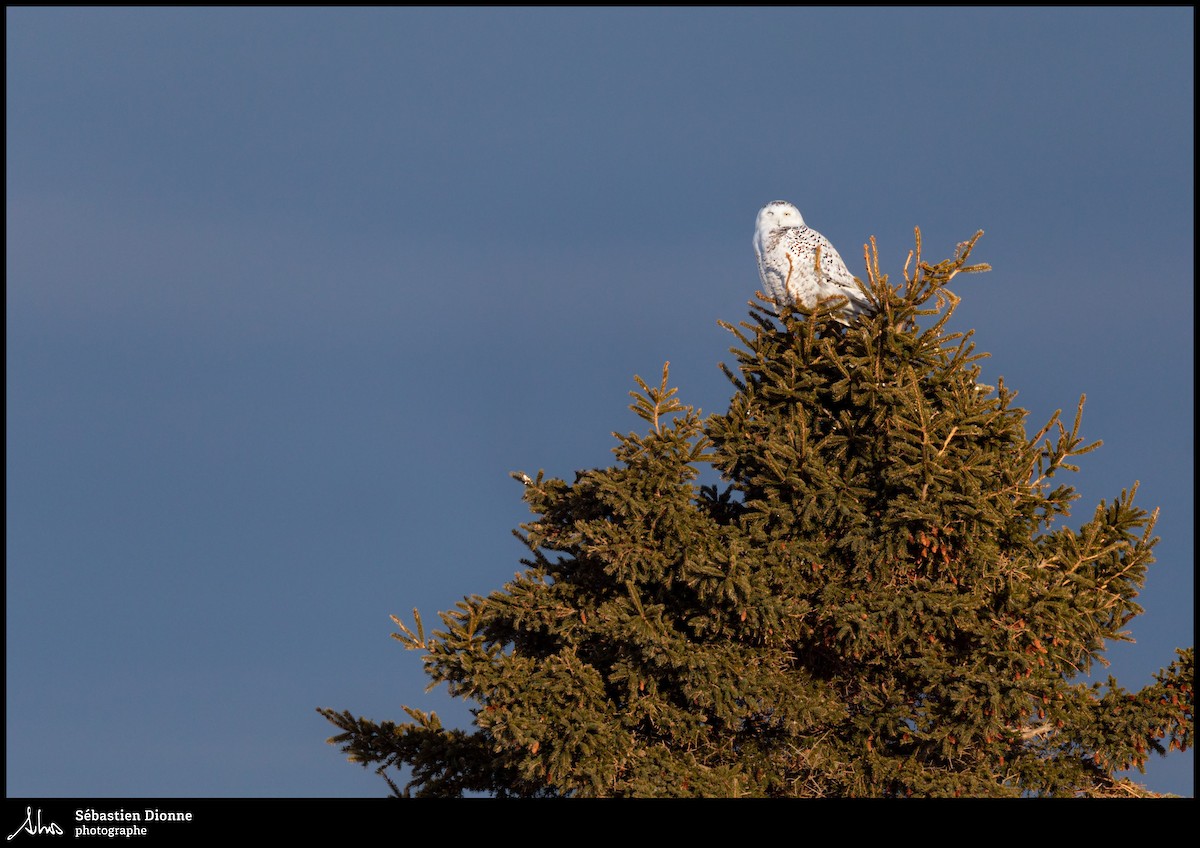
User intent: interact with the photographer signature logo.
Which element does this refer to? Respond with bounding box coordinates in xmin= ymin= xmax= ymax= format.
xmin=7 ymin=808 xmax=63 ymax=840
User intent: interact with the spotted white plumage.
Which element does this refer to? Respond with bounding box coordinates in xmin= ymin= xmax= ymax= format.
xmin=753 ymin=200 xmax=872 ymax=321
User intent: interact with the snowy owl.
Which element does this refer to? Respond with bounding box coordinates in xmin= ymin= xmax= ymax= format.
xmin=753 ymin=200 xmax=872 ymax=321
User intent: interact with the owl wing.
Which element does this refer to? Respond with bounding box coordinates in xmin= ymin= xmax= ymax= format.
xmin=777 ymin=228 xmax=829 ymax=308
xmin=808 ymin=230 xmax=872 ymax=317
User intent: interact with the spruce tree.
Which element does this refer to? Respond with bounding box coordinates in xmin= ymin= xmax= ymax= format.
xmin=320 ymin=229 xmax=1193 ymax=797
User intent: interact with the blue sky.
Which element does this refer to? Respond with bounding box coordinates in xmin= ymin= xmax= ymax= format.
xmin=6 ymin=7 xmax=1193 ymax=798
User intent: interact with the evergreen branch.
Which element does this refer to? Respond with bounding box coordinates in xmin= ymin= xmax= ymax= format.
xmin=629 ymin=361 xmax=686 ymax=435
xmin=390 ymin=609 xmax=427 ymax=650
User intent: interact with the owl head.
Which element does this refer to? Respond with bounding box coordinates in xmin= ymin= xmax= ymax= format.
xmin=753 ymin=201 xmax=806 ymax=258
xmin=755 ymin=200 xmax=805 ymax=235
